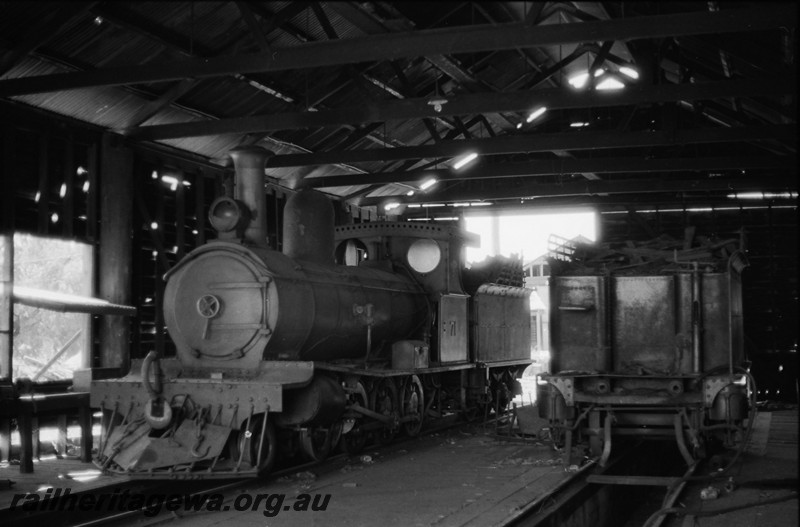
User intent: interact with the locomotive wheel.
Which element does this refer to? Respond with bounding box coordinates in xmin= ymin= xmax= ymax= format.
xmin=299 ymin=422 xmax=342 ymax=462
xmin=233 ymin=415 xmax=277 ymax=477
xmin=341 ymin=427 xmax=368 ymax=455
xmin=277 ymin=427 xmax=300 ymax=461
xmin=342 ymin=381 xmax=369 ymax=455
xmin=423 ymin=374 xmax=442 ymax=417
xmin=401 ymin=375 xmax=425 ymax=436
xmin=370 ymin=378 xmax=399 ymax=445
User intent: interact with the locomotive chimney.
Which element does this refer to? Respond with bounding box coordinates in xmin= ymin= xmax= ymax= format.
xmin=283 ymin=189 xmax=335 ymax=265
xmin=228 ymin=146 xmax=273 ymax=246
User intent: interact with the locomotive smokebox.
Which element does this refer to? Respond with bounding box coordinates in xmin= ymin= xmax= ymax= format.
xmin=229 ymin=146 xmax=273 ymax=246
xmin=283 ymin=189 xmax=335 ymax=264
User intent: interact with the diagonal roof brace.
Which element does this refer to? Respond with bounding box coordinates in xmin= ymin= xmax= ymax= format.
xmin=117 ymin=77 xmax=796 ymax=140
xmin=0 ymin=6 xmax=794 ymax=96
xmin=265 ymin=125 xmax=796 ymax=167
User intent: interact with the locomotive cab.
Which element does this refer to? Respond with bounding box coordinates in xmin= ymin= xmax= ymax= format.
xmin=334 ymin=222 xmax=479 ymax=364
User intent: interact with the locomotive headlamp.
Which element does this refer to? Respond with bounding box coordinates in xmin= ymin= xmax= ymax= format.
xmin=407 ymin=238 xmax=441 ymax=273
xmin=209 ymin=197 xmax=250 ymax=234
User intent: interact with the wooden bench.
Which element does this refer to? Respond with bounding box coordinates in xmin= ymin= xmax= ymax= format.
xmin=0 ymin=391 xmax=92 ymax=473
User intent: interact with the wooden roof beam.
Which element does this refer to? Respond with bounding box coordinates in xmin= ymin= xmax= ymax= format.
xmin=329 ymin=2 xmax=511 ymax=132
xmin=1 ymin=5 xmax=793 ymax=96
xmin=118 ymin=77 xmax=795 ymax=140
xmin=235 ymin=1 xmax=272 ymax=53
xmin=310 ymin=155 xmax=795 ymax=189
xmin=359 ymin=176 xmax=797 ymax=206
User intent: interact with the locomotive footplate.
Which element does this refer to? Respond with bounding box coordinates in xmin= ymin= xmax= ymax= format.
xmin=315 ymin=361 xmax=474 ymax=377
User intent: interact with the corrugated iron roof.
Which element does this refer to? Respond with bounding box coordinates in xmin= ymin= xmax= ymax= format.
xmin=1 ymin=1 xmax=794 ymax=208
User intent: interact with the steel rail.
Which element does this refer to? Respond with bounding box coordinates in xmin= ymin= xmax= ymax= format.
xmin=65 ymin=412 xmax=480 ymax=527
xmin=494 ymin=460 xmax=599 ymax=527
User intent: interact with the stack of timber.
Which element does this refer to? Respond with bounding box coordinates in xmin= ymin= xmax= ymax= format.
xmin=548 ymin=227 xmax=744 ymax=276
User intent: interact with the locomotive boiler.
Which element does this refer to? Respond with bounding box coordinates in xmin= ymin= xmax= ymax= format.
xmin=90 ymin=146 xmax=532 ymax=478
xmin=537 ymin=250 xmax=753 ymax=467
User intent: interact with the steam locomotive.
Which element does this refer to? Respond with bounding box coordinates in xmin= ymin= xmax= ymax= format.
xmin=90 ymin=146 xmax=532 ymax=478
xmin=536 ymin=247 xmax=754 ymax=467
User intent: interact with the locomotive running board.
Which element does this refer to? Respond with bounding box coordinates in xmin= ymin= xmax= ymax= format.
xmin=315 ymin=361 xmax=474 ymax=376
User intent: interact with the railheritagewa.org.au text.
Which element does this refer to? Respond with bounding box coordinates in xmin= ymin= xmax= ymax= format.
xmin=10 ymin=488 xmax=332 ymax=517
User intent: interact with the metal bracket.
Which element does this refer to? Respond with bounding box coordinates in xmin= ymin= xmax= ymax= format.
xmin=703 ymin=376 xmax=735 ymax=408
xmin=550 ymin=377 xmax=575 ymax=406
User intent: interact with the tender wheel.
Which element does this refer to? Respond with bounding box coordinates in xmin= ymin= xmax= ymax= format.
xmin=401 ymin=375 xmax=425 ymax=436
xmin=342 ymin=381 xmax=369 ymax=455
xmin=232 ymin=414 xmax=277 ymax=477
xmin=498 ymin=381 xmax=512 ymax=410
xmin=505 ymin=368 xmax=523 ymax=399
xmin=299 ymin=422 xmax=342 ymax=462
xmin=370 ymin=378 xmax=399 ymax=445
xmin=490 ymin=376 xmax=512 ymax=415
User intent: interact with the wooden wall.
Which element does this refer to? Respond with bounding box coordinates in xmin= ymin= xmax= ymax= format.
xmin=0 ymin=103 xmax=231 ymax=366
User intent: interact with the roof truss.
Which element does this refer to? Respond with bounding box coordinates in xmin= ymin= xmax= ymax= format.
xmin=0 ymin=5 xmax=793 ymax=97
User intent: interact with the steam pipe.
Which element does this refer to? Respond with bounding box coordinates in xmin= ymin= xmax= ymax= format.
xmin=229 ymin=146 xmax=274 ymax=247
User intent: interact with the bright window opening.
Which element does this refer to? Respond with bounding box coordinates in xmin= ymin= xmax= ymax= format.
xmin=463 ymin=210 xmax=597 ymax=264
xmin=464 ymin=210 xmax=597 ymax=376
xmin=12 ymin=234 xmax=93 ymax=381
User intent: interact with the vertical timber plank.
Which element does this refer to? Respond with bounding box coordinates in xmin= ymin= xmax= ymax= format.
xmin=2 ymin=126 xmax=16 ymax=231
xmin=154 ymin=166 xmax=166 ymax=356
xmin=37 ymin=133 xmax=50 ymax=234
xmin=78 ymin=398 xmax=92 ymax=462
xmin=0 ymin=418 xmax=11 ymax=462
xmin=63 ymin=133 xmax=75 ymax=237
xmin=32 ymin=416 xmax=39 ymax=460
xmin=0 ymin=233 xmax=12 ymax=381
xmin=57 ymin=413 xmax=68 ymax=457
xmin=18 ymin=403 xmax=33 ymax=473
xmin=98 ymin=133 xmax=133 ymax=373
xmin=175 ymin=169 xmax=186 ymax=259
xmin=194 ymin=171 xmax=206 ymax=246
xmin=86 ymin=143 xmax=99 ymax=242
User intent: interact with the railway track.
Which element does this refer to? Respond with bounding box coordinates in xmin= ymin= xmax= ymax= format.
xmin=1 ymin=413 xmax=468 ymax=527
xmin=6 ymin=423 xmax=748 ymax=527
xmin=496 ymin=440 xmax=699 ymax=527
